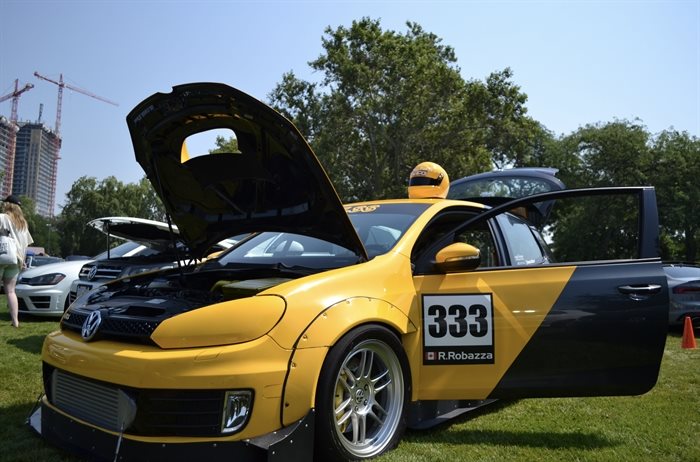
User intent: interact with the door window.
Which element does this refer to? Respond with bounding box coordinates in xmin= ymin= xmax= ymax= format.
xmin=412 ymin=209 xmax=500 ymax=272
xmin=496 ymin=214 xmax=547 ymax=266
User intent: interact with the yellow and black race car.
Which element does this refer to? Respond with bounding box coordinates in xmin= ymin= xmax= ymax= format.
xmin=31 ymin=83 xmax=669 ymax=462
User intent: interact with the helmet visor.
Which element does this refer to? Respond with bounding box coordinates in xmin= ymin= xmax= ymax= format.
xmin=409 ymin=176 xmax=443 ymax=187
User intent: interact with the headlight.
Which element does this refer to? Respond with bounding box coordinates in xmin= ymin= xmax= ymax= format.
xmin=221 ymin=390 xmax=253 ymax=434
xmin=151 ymin=295 xmax=286 ymax=348
xmin=20 ymin=273 xmax=66 ymax=286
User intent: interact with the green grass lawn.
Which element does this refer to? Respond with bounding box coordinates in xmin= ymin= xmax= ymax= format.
xmin=1 ymin=303 xmax=698 ymax=462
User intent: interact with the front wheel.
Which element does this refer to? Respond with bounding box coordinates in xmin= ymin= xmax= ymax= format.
xmin=315 ymin=325 xmax=410 ymax=461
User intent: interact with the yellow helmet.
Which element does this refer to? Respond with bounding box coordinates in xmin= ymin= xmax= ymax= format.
xmin=408 ymin=162 xmax=449 ymax=199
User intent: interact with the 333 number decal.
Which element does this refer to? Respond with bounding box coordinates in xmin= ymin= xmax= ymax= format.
xmin=427 ymin=303 xmax=489 ymax=339
xmin=423 ymin=294 xmax=493 ymax=347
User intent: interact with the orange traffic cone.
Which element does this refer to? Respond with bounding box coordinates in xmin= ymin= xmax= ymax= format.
xmin=681 ymin=316 xmax=697 ymax=349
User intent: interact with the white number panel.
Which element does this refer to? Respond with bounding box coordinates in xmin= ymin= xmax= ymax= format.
xmin=422 ymin=294 xmax=495 ymax=365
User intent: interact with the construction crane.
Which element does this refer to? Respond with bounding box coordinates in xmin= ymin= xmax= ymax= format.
xmin=33 ymin=71 xmax=118 ymax=135
xmin=0 ymin=79 xmax=34 ymax=197
xmin=33 ymin=71 xmax=118 ymax=215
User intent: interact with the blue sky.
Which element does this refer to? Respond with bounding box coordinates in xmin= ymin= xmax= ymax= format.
xmin=1 ymin=0 xmax=698 ymax=211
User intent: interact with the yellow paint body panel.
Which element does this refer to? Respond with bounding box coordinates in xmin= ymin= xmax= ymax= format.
xmin=412 ymin=265 xmax=575 ymax=399
xmin=266 ymin=252 xmax=418 ymax=350
xmin=280 ymin=296 xmax=416 ymax=425
xmin=151 ymin=295 xmax=286 ymax=348
xmin=42 ymin=330 xmax=291 ymax=441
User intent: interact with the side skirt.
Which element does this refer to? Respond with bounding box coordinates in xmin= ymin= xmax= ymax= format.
xmin=407 ymin=399 xmax=497 ymax=430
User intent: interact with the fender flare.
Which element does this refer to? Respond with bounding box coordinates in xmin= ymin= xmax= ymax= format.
xmin=279 ymin=297 xmax=416 ymax=426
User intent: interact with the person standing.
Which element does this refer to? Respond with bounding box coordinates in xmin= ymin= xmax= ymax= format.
xmin=0 ymin=195 xmax=33 ymax=327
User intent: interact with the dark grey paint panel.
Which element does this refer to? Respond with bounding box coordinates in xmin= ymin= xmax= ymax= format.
xmin=490 ymin=261 xmax=668 ymax=398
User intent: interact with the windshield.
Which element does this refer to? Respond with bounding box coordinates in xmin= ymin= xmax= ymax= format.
xmin=216 ymin=203 xmax=430 ymax=269
xmin=449 ymin=175 xmax=561 ymax=200
xmin=93 ymin=241 xmax=149 ymax=260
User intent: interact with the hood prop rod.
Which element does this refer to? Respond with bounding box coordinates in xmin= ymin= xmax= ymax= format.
xmin=102 ymin=219 xmax=111 ymax=259
xmin=150 ymin=158 xmax=187 ymax=287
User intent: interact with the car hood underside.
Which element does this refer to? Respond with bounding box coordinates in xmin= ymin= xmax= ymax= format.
xmin=127 ymin=83 xmax=367 ymax=260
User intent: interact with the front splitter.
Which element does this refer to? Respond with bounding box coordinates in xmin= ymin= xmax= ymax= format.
xmin=29 ymin=398 xmax=315 ymax=462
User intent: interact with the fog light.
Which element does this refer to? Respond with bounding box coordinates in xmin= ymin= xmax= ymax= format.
xmin=221 ymin=390 xmax=252 ymax=434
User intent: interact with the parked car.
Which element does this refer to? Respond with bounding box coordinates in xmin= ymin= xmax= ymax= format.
xmin=16 ymin=239 xmax=146 ymax=317
xmin=32 ymin=83 xmax=669 ymax=461
xmin=68 ymin=216 xmax=186 ymax=303
xmin=448 ymin=167 xmax=565 ymax=200
xmin=68 ymin=219 xmax=239 ymax=303
xmin=664 ymin=263 xmax=700 ymax=327
xmin=16 ymin=216 xmax=178 ymax=317
xmin=25 ymin=255 xmax=64 ymax=268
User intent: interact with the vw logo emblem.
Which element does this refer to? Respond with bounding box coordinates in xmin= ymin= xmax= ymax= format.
xmin=87 ymin=265 xmax=98 ymax=281
xmin=81 ymin=310 xmax=102 ymax=341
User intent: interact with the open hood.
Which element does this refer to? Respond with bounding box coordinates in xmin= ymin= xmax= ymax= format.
xmin=127 ymin=83 xmax=367 ymax=260
xmin=87 ymin=216 xmax=179 ymax=252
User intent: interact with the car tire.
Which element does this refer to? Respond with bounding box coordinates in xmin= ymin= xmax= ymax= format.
xmin=314 ymin=324 xmax=410 ymax=461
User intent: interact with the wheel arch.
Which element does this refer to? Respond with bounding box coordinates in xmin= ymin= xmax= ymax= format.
xmin=280 ymin=297 xmax=416 ymax=426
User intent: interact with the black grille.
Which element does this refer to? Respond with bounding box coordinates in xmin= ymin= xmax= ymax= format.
xmin=63 ymin=310 xmax=88 ymax=326
xmin=61 ymin=310 xmax=162 ymax=344
xmin=43 ymin=364 xmax=228 ymax=437
xmin=30 ymin=296 xmax=51 ymax=309
xmin=132 ymin=389 xmax=226 ymax=436
xmin=105 ymin=318 xmax=161 ymax=336
xmin=79 ymin=262 xmax=122 ymax=281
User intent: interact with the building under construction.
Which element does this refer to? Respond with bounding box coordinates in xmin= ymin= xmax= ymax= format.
xmin=13 ymin=123 xmax=60 ymax=216
xmin=0 ymin=116 xmax=19 ymax=179
xmin=0 ymin=116 xmax=59 ymax=217
xmin=1 ymin=73 xmax=116 ymax=217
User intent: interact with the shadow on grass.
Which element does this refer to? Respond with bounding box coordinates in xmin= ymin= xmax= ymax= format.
xmin=405 ymin=400 xmax=619 ymax=450
xmin=1 ymin=310 xmax=60 ymax=324
xmin=18 ymin=314 xmax=62 ymax=324
xmin=1 ymin=399 xmax=43 ymax=428
xmin=7 ymin=334 xmax=47 ymax=354
xmin=414 ymin=428 xmax=619 ymax=450
xmin=0 ymin=402 xmax=77 ymax=462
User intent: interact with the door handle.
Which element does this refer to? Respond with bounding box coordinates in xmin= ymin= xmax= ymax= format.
xmin=618 ymin=284 xmax=663 ymax=300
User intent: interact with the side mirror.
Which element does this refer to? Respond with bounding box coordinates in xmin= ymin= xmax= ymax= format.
xmin=434 ymin=242 xmax=481 ymax=273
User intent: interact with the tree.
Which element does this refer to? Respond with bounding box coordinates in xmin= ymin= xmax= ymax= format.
xmin=210 ymin=135 xmax=239 ymax=154
xmin=56 ymin=176 xmax=165 ymax=257
xmin=534 ymin=121 xmax=700 ymax=261
xmin=538 ymin=120 xmax=652 ymax=189
xmin=468 ymin=68 xmax=549 ymax=169
xmin=651 ymin=129 xmax=700 ymax=261
xmin=534 ymin=121 xmax=654 ymax=261
xmin=268 ymin=18 xmax=539 ymax=201
xmin=17 ymin=196 xmax=60 ymax=255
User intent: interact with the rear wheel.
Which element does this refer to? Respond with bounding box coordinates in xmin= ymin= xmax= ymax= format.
xmin=315 ymin=325 xmax=410 ymax=461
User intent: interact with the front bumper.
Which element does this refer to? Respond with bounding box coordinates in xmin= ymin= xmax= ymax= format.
xmin=30 ymin=399 xmax=315 ymax=462
xmin=41 ymin=331 xmax=297 ymax=439
xmin=16 ymin=285 xmax=66 ymax=316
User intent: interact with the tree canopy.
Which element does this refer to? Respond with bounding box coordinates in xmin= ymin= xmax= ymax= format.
xmin=531 ymin=120 xmax=700 ymax=261
xmin=22 ymin=18 xmax=698 ymax=262
xmin=268 ymin=18 xmax=540 ymax=200
xmin=56 ymin=176 xmax=165 ymax=257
